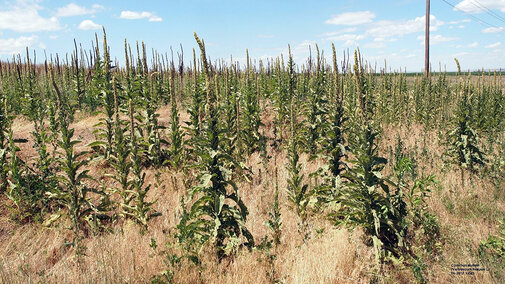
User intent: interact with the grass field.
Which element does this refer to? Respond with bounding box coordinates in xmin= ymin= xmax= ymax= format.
xmin=0 ymin=32 xmax=504 ymax=283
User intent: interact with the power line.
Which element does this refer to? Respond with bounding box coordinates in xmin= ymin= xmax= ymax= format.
xmin=439 ymin=0 xmax=505 ymax=31
xmin=470 ymin=0 xmax=505 ymax=25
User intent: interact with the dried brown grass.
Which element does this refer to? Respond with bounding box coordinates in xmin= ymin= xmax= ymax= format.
xmin=0 ymin=107 xmax=503 ymax=283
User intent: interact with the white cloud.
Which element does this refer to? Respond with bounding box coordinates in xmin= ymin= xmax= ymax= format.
xmin=364 ymin=42 xmax=386 ymax=49
xmin=367 ymin=15 xmax=444 ymax=39
xmin=258 ymin=55 xmax=276 ymax=61
xmin=486 ymin=41 xmax=501 ymax=48
xmin=453 ymin=51 xmax=470 ymax=57
xmin=455 ymin=0 xmax=505 ymax=14
xmin=277 ymin=40 xmax=317 ymax=61
xmin=490 ymin=48 xmax=505 ymax=53
xmin=325 ymin=11 xmax=375 ymax=26
xmin=0 ymin=3 xmax=61 ymax=32
xmin=321 ymin=27 xmax=357 ymax=37
xmin=417 ymin=34 xmax=458 ymax=45
xmin=468 ymin=41 xmax=479 ymax=47
xmin=120 ymin=11 xmax=163 ymax=22
xmin=78 ymin=19 xmax=101 ymax=30
xmin=327 ymin=34 xmax=366 ymax=46
xmin=448 ymin=19 xmax=471 ymax=24
xmin=374 ymin=37 xmax=397 ymax=42
xmin=482 ymin=27 xmax=505 ymax=33
xmin=293 ymin=40 xmax=316 ymax=54
xmin=149 ymin=16 xmax=163 ymax=22
xmin=0 ymin=35 xmax=39 ymax=55
xmin=120 ymin=11 xmax=151 ymax=19
xmin=326 ymin=14 xmax=447 ymax=49
xmin=55 ymin=3 xmax=103 ymax=17
xmin=431 ymin=34 xmax=458 ymax=44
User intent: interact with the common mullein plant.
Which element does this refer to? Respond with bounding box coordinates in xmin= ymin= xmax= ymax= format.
xmin=314 ymin=43 xmax=348 ymax=206
xmin=123 ymin=98 xmax=160 ymax=231
xmin=267 ymin=167 xmax=282 ymax=247
xmin=222 ymin=64 xmax=252 ymax=183
xmin=285 ymin=46 xmax=312 ymax=237
xmin=5 ymin=128 xmax=49 ymax=223
xmin=3 ymin=54 xmax=49 ymax=222
xmin=24 ymin=51 xmax=57 ymax=196
xmin=332 ymin=50 xmax=406 ymax=267
xmin=240 ymin=50 xmax=263 ymax=154
xmin=89 ymin=29 xmax=115 ymax=161
xmin=177 ymin=33 xmax=253 ymax=262
xmin=47 ymin=65 xmax=111 ymax=255
xmin=5 ymin=129 xmax=27 ymax=217
xmin=326 ymin=43 xmax=347 ymax=179
xmin=445 ymin=78 xmax=486 ymax=188
xmin=72 ymin=40 xmax=86 ymax=110
xmin=29 ymin=86 xmax=55 ymax=189
xmin=272 ymin=57 xmax=289 ymax=143
xmin=186 ymin=48 xmax=204 ymax=141
xmin=391 ymin=157 xmax=439 ymax=283
xmin=108 ymin=77 xmax=132 ymax=221
xmin=0 ymin=91 xmax=12 ymax=192
xmin=222 ymin=66 xmax=240 ymax=161
xmin=166 ymin=63 xmax=184 ymax=169
xmin=305 ymin=45 xmax=328 ymax=157
xmin=140 ymin=42 xmax=166 ymax=168
xmin=181 ymin=48 xmax=205 ymax=169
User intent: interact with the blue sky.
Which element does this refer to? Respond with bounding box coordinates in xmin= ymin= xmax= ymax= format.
xmin=0 ymin=0 xmax=504 ymax=71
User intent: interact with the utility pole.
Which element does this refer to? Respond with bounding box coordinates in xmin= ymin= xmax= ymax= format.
xmin=425 ymin=0 xmax=430 ymax=77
